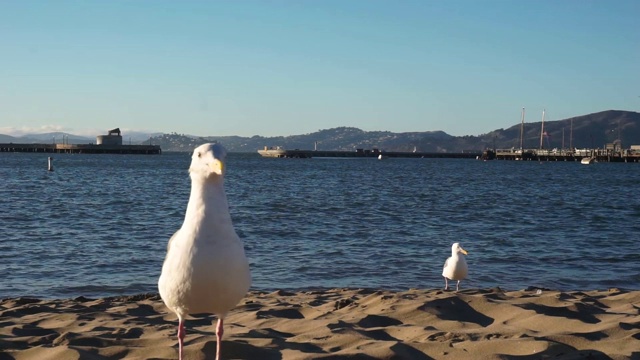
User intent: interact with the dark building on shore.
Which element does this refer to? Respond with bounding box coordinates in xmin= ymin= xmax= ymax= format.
xmin=96 ymin=128 xmax=123 ymax=146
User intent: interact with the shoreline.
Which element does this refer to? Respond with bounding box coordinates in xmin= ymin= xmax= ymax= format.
xmin=1 ymin=288 xmax=639 ymax=359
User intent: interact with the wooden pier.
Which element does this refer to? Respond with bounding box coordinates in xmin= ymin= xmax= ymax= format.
xmin=258 ymin=147 xmax=481 ymax=159
xmin=0 ymin=143 xmax=161 ymax=155
xmin=258 ymin=147 xmax=640 ymax=162
xmin=492 ymin=149 xmax=640 ymax=163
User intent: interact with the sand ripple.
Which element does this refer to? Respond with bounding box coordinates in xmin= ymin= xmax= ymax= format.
xmin=1 ymin=288 xmax=639 ymax=359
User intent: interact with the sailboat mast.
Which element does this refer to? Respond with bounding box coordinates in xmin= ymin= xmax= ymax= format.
xmin=618 ymin=119 xmax=621 ymax=147
xmin=539 ymin=109 xmax=546 ymax=150
xmin=570 ymin=118 xmax=573 ymax=150
xmin=519 ymin=107 xmax=525 ymax=149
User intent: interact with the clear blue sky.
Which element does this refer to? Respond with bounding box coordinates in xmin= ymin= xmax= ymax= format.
xmin=1 ymin=0 xmax=638 ymax=137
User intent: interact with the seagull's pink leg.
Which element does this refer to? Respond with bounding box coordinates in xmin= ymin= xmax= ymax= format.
xmin=216 ymin=318 xmax=224 ymax=360
xmin=444 ymin=277 xmax=449 ymax=291
xmin=178 ymin=319 xmax=185 ymax=360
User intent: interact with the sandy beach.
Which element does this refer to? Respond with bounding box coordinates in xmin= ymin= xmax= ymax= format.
xmin=1 ymin=288 xmax=638 ymax=359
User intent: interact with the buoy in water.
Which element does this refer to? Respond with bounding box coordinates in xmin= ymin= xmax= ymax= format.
xmin=48 ymin=157 xmax=53 ymax=171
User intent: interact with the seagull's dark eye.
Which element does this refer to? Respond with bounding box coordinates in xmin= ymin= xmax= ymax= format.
xmin=197 ymin=152 xmax=201 ymax=158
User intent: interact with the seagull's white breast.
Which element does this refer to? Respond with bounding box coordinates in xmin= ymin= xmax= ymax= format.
xmin=442 ymin=254 xmax=468 ymax=281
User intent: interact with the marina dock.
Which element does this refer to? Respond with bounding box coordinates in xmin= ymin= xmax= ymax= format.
xmin=492 ymin=148 xmax=640 ymax=162
xmin=258 ymin=147 xmax=640 ymax=162
xmin=258 ymin=147 xmax=480 ymax=159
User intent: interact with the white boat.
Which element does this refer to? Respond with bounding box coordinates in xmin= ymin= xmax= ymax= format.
xmin=258 ymin=146 xmax=287 ymax=158
xmin=581 ymin=157 xmax=596 ymax=165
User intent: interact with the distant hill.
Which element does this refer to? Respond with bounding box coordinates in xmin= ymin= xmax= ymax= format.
xmin=122 ymin=131 xmax=164 ymax=143
xmin=0 ymin=134 xmax=20 ymax=143
xmin=18 ymin=132 xmax=94 ymax=144
xmin=147 ymin=110 xmax=640 ymax=152
xmin=2 ymin=110 xmax=638 ymax=152
xmin=481 ymin=109 xmax=640 ymax=150
xmin=0 ymin=131 xmax=162 ymax=145
xmin=147 ymin=128 xmax=455 ymax=153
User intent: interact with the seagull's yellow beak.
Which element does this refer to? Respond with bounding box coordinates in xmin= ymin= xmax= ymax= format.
xmin=210 ymin=159 xmax=224 ymax=175
xmin=460 ymin=248 xmax=468 ymax=255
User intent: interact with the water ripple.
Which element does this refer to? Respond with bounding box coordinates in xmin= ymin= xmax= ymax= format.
xmin=1 ymin=153 xmax=639 ymax=298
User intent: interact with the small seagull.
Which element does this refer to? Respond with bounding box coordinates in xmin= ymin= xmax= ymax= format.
xmin=158 ymin=143 xmax=251 ymax=360
xmin=442 ymin=242 xmax=468 ymax=291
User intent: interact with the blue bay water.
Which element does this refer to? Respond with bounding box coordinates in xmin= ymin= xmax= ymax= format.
xmin=1 ymin=152 xmax=639 ymax=299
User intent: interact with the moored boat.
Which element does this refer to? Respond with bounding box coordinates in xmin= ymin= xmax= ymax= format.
xmin=258 ymin=146 xmax=287 ymax=158
xmin=581 ymin=156 xmax=596 ymax=165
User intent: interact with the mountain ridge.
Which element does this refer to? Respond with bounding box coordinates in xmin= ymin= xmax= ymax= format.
xmin=149 ymin=110 xmax=640 ymax=152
